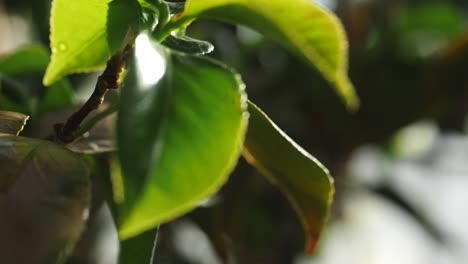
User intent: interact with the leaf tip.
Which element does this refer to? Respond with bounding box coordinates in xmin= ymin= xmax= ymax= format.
xmin=43 ymin=67 xmax=56 ymax=86
xmin=305 ymin=232 xmax=320 ymax=254
xmin=118 ymin=227 xmax=133 ymax=241
xmin=346 ymin=97 xmax=360 ymax=112
xmin=335 ymin=75 xmax=360 ymax=112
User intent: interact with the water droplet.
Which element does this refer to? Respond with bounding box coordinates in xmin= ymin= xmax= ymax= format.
xmin=58 ymin=42 xmax=68 ymax=52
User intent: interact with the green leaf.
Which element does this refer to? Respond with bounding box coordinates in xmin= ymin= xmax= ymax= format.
xmin=162 ymin=35 xmax=214 ymax=55
xmin=37 ymin=80 xmax=76 ymax=115
xmin=243 ymin=101 xmax=334 ymax=253
xmin=138 ymin=0 xmax=168 ymax=13
xmin=43 ymin=0 xmax=141 ymax=86
xmin=0 ymin=76 xmax=30 ymax=114
xmin=0 ymin=95 xmax=26 ymax=114
xmin=117 ymin=33 xmax=248 ymax=239
xmin=167 ymin=2 xmax=185 ymax=15
xmin=119 ymin=227 xmax=159 ymax=264
xmin=0 ymin=45 xmax=49 ymax=75
xmin=107 ymin=0 xmax=142 ymax=52
xmin=177 ymin=0 xmax=358 ymax=109
xmin=0 ymin=134 xmax=90 ymax=263
xmin=0 ymin=45 xmax=76 ymax=115
xmin=0 ymin=45 xmax=49 ymax=114
xmin=140 ymin=7 xmax=159 ymax=31
xmin=138 ymin=0 xmax=170 ymax=37
xmin=0 ymin=111 xmax=29 ymax=135
xmin=395 ymin=3 xmax=465 ymax=59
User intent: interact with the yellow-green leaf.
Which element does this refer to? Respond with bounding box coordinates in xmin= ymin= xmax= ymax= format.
xmin=243 ymin=101 xmax=334 ymax=253
xmin=43 ymin=0 xmax=140 ymax=86
xmin=178 ymin=0 xmax=358 ymax=109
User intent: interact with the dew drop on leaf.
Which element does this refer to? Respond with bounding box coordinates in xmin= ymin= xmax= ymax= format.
xmin=58 ymin=42 xmax=68 ymax=52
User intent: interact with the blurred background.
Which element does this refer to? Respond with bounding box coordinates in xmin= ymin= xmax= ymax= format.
xmin=1 ymin=0 xmax=468 ymax=263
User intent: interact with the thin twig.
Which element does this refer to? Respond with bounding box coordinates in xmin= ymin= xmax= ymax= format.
xmin=55 ymin=45 xmax=132 ymax=143
xmin=73 ymin=102 xmax=119 ymax=140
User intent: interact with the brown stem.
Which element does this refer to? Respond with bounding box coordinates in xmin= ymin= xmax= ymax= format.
xmin=55 ymin=45 xmax=132 ymax=143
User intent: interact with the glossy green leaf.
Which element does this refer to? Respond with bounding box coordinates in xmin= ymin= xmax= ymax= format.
xmin=0 ymin=134 xmax=91 ymax=263
xmin=43 ymin=0 xmax=141 ymax=85
xmin=0 ymin=111 xmax=29 ymax=135
xmin=177 ymin=0 xmax=358 ymax=109
xmin=243 ymin=101 xmax=334 ymax=253
xmin=0 ymin=45 xmax=49 ymax=75
xmin=117 ymin=33 xmax=247 ymax=239
xmin=162 ymin=35 xmax=214 ymax=55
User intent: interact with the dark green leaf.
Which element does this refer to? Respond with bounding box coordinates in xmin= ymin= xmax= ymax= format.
xmin=0 ymin=111 xmax=29 ymax=135
xmin=141 ymin=7 xmax=159 ymax=31
xmin=0 ymin=45 xmax=49 ymax=75
xmin=138 ymin=0 xmax=170 ymax=33
xmin=177 ymin=0 xmax=358 ymax=109
xmin=243 ymin=101 xmax=334 ymax=253
xmin=117 ymin=33 xmax=248 ymax=239
xmin=0 ymin=74 xmax=34 ymax=114
xmin=0 ymin=45 xmax=50 ymax=114
xmin=0 ymin=95 xmax=27 ymax=113
xmin=396 ymin=3 xmax=465 ymax=58
xmin=138 ymin=0 xmax=167 ymax=11
xmin=167 ymin=2 xmax=185 ymax=15
xmin=107 ymin=0 xmax=142 ymax=52
xmin=162 ymin=35 xmax=214 ymax=55
xmin=0 ymin=45 xmax=76 ymax=115
xmin=119 ymin=227 xmax=159 ymax=264
xmin=0 ymin=134 xmax=91 ymax=263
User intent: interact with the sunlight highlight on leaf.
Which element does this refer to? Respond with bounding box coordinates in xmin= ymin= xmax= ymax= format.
xmin=178 ymin=0 xmax=359 ymax=109
xmin=135 ymin=33 xmax=167 ymax=87
xmin=117 ymin=38 xmax=248 ymax=239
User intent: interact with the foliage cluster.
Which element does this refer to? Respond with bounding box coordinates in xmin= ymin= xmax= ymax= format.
xmin=0 ymin=0 xmax=360 ymax=262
